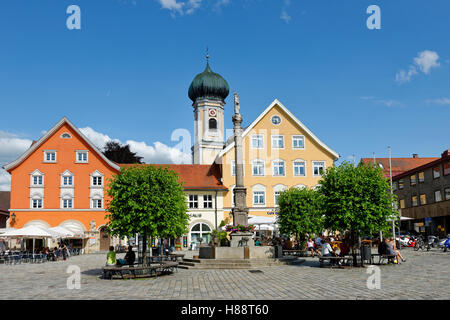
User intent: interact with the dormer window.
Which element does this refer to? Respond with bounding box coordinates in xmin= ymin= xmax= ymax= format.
xmin=76 ymin=151 xmax=89 ymax=163
xmin=33 ymin=175 xmax=43 ymax=185
xmin=61 ymin=170 xmax=74 ymax=186
xmin=30 ymin=169 xmax=44 ymax=186
xmin=44 ymin=150 xmax=57 ymax=163
xmin=91 ymin=170 xmax=104 ymax=187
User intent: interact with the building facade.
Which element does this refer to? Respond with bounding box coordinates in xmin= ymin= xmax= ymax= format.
xmin=4 ymin=58 xmax=339 ymax=252
xmin=216 ymin=99 xmax=339 ymax=220
xmin=393 ymin=150 xmax=450 ymax=237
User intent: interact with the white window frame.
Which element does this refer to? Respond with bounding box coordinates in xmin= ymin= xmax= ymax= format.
xmin=61 ymin=170 xmax=74 ymax=187
xmin=252 ymin=159 xmax=265 ymax=176
xmin=32 ymin=198 xmax=43 ymax=209
xmin=293 ymin=159 xmax=306 ymax=177
xmin=203 ymin=195 xmax=213 ymax=209
xmin=30 ymin=193 xmax=44 ymax=209
xmin=43 ymin=150 xmax=57 ymax=163
xmin=272 ymin=159 xmax=286 ymax=177
xmin=292 ymin=135 xmax=305 ymax=150
xmin=92 ymin=198 xmax=103 ymax=209
xmin=90 ymin=170 xmax=104 ymax=187
xmin=313 ymin=161 xmax=326 ymax=177
xmin=251 ymin=134 xmax=264 ymax=149
xmin=76 ymin=150 xmax=89 ymax=163
xmin=189 ymin=195 xmax=198 ymax=209
xmin=252 ymin=184 xmax=266 ymax=206
xmin=271 ymin=135 xmax=284 ymax=149
xmin=273 ymin=184 xmax=287 ymax=207
xmin=30 ymin=170 xmax=44 ymax=186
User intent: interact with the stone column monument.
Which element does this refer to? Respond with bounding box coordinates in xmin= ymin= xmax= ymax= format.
xmin=230 ymin=93 xmax=254 ymax=247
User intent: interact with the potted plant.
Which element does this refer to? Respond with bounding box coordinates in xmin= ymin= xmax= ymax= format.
xmin=175 ymin=242 xmax=182 ymax=251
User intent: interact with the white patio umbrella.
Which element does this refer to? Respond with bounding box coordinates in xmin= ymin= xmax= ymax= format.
xmin=48 ymin=226 xmax=75 ymax=238
xmin=1 ymin=226 xmax=52 ymax=258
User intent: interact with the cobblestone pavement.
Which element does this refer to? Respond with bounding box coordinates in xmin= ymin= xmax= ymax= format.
xmin=0 ymin=248 xmax=449 ymax=300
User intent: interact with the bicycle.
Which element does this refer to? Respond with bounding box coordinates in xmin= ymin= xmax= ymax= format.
xmin=414 ymin=235 xmax=426 ymax=251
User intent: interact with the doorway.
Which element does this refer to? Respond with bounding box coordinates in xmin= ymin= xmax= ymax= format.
xmin=99 ymin=226 xmax=110 ymax=251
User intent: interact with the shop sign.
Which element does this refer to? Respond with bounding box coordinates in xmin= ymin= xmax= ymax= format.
xmin=189 ymin=213 xmax=202 ymax=218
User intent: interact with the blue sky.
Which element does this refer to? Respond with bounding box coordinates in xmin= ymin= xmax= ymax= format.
xmin=0 ymin=0 xmax=449 ymax=189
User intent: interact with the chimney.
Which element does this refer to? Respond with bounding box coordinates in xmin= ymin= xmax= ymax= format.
xmin=412 ymin=154 xmax=418 ymax=158
xmin=442 ymin=150 xmax=450 ymax=158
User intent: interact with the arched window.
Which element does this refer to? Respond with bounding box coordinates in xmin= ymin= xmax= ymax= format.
xmin=209 ymin=118 xmax=217 ymax=130
xmin=190 ymin=223 xmax=212 ymax=245
xmin=273 ymin=184 xmax=287 ymax=206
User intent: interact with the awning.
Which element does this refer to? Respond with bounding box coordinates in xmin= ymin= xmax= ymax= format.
xmin=1 ymin=225 xmax=52 ymax=238
xmin=48 ymin=226 xmax=75 ymax=238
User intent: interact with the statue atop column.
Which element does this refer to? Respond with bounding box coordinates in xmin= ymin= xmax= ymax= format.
xmin=230 ymin=92 xmax=252 ymax=247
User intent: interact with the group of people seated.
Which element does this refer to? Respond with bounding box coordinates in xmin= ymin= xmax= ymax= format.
xmin=305 ymin=235 xmax=351 ymax=258
xmin=107 ymin=245 xmax=136 ymax=266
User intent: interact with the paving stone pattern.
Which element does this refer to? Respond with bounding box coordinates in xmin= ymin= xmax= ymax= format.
xmin=0 ymin=249 xmax=449 ymax=300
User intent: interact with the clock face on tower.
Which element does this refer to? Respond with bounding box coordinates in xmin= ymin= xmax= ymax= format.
xmin=208 ymin=108 xmax=217 ymax=117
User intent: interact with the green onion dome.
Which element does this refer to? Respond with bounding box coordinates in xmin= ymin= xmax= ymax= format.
xmin=188 ymin=60 xmax=229 ymax=103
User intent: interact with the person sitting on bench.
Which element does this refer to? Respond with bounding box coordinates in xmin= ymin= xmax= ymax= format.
xmin=306 ymin=238 xmax=320 ymax=257
xmin=106 ymin=246 xmax=117 ymax=266
xmin=124 ymin=246 xmax=136 ymax=265
xmin=387 ymin=238 xmax=406 ymax=263
xmin=321 ymin=238 xmax=338 ymax=265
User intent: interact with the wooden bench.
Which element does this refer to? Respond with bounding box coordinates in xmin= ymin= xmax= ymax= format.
xmin=318 ymin=255 xmax=357 ymax=268
xmin=102 ymin=261 xmax=179 ymax=280
xmin=282 ymin=250 xmax=310 ymax=257
xmin=371 ymin=254 xmax=396 ymax=265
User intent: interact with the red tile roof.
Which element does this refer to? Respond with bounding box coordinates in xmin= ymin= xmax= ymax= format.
xmin=392 ymin=150 xmax=450 ymax=180
xmin=360 ymin=157 xmax=439 ymax=178
xmin=119 ymin=163 xmax=227 ymax=191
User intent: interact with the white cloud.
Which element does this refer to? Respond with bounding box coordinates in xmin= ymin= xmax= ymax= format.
xmin=0 ymin=131 xmax=33 ymax=191
xmin=79 ymin=127 xmax=192 ymax=164
xmin=158 ymin=0 xmax=204 ymax=15
xmin=395 ymin=66 xmax=418 ymax=84
xmin=213 ymin=0 xmax=230 ymax=12
xmin=79 ymin=127 xmax=120 ymax=149
xmin=426 ymin=97 xmax=450 ymax=106
xmin=280 ymin=10 xmax=291 ymax=23
xmin=0 ymin=170 xmax=11 ymax=191
xmin=396 ymin=50 xmax=440 ymax=84
xmin=414 ymin=50 xmax=440 ymax=74
xmin=280 ymin=0 xmax=291 ymax=24
xmin=0 ymin=126 xmax=192 ymax=191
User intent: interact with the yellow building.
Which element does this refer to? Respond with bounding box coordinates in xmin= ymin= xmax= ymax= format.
xmin=215 ymin=99 xmax=339 ymax=220
xmin=188 ymin=59 xmax=339 ymax=223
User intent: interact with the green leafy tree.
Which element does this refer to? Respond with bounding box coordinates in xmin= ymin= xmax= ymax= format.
xmin=277 ymin=187 xmax=324 ymax=249
xmin=318 ymin=162 xmax=398 ymax=263
xmin=105 ymin=164 xmax=189 ymax=265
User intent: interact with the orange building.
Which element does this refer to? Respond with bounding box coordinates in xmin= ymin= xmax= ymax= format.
xmin=4 ymin=117 xmax=228 ymax=252
xmin=4 ymin=117 xmax=122 ymax=252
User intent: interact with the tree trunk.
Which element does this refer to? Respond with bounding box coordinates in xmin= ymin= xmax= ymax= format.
xmin=351 ymin=230 xmax=357 ymax=267
xmin=142 ymin=232 xmax=147 ymax=267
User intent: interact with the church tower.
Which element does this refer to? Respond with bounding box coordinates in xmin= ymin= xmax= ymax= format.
xmin=188 ymin=55 xmax=229 ymax=164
